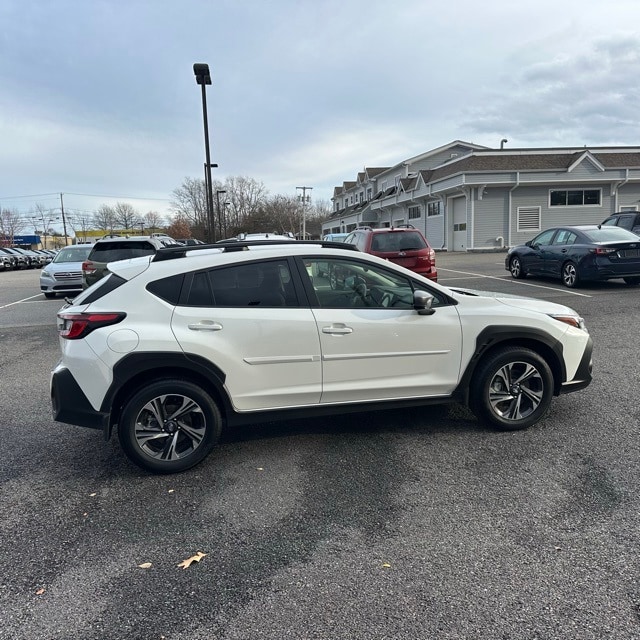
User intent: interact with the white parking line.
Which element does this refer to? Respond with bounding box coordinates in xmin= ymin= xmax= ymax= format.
xmin=0 ymin=294 xmax=44 ymax=309
xmin=438 ymin=268 xmax=592 ymax=297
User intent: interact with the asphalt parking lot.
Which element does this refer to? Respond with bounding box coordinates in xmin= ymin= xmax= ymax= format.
xmin=1 ymin=254 xmax=640 ymax=640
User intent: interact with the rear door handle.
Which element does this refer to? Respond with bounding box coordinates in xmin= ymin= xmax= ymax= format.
xmin=188 ymin=321 xmax=223 ymax=331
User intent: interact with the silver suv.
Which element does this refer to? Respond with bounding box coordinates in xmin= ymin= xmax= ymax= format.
xmin=52 ymin=240 xmax=593 ymax=474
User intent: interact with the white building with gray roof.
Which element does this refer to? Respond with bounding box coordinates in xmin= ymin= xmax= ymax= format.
xmin=323 ymin=140 xmax=640 ymax=251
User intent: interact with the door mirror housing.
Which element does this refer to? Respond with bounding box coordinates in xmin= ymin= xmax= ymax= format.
xmin=413 ymin=290 xmax=435 ymax=315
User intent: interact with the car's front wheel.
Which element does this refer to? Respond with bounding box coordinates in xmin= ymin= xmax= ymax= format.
xmin=470 ymin=347 xmax=554 ymax=431
xmin=623 ymin=277 xmax=640 ymax=286
xmin=118 ymin=379 xmax=222 ymax=474
xmin=509 ymin=256 xmax=526 ymax=279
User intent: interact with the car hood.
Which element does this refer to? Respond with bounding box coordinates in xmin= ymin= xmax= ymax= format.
xmin=448 ymin=286 xmax=580 ymax=317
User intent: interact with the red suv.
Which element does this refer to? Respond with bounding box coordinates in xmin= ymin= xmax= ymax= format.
xmin=343 ymin=225 xmax=437 ymax=281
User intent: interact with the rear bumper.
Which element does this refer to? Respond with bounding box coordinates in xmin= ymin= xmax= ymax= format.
xmin=51 ymin=366 xmax=109 ymax=431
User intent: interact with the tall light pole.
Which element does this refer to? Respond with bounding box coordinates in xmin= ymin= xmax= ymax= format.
xmin=193 ymin=63 xmax=216 ymax=243
xmin=215 ymin=189 xmax=226 ymax=239
xmin=296 ymin=186 xmax=313 ymax=239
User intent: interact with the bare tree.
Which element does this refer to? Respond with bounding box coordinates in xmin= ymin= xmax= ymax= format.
xmin=170 ymin=177 xmax=207 ymax=230
xmin=114 ymin=202 xmax=141 ymax=232
xmin=223 ymin=176 xmax=268 ymax=232
xmin=143 ymin=211 xmax=164 ymax=234
xmin=93 ymin=205 xmax=117 ymax=234
xmin=0 ymin=208 xmax=26 ymax=244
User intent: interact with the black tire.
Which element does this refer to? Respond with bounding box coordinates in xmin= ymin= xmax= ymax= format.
xmin=470 ymin=346 xmax=554 ymax=431
xmin=117 ymin=379 xmax=222 ymax=474
xmin=44 ymin=292 xmax=57 ymax=299
xmin=561 ymin=261 xmax=580 ymax=288
xmin=509 ymin=256 xmax=526 ymax=279
xmin=623 ymin=277 xmax=640 ymax=286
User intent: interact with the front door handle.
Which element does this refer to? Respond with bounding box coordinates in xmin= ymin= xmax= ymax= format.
xmin=188 ymin=321 xmax=223 ymax=331
xmin=322 ymin=324 xmax=353 ymax=335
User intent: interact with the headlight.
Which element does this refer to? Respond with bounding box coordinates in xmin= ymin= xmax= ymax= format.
xmin=548 ymin=313 xmax=587 ymax=332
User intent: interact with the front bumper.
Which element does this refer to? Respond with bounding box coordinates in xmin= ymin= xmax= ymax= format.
xmin=559 ymin=335 xmax=593 ymax=394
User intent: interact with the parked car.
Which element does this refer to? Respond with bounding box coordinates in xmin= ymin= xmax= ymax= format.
xmin=82 ymin=235 xmax=181 ymax=288
xmin=601 ymin=211 xmax=640 ymax=236
xmin=11 ymin=247 xmax=47 ymax=268
xmin=235 ymin=232 xmax=296 ymax=241
xmin=506 ymin=225 xmax=640 ymax=287
xmin=176 ymin=238 xmax=206 ymax=246
xmin=52 ymin=239 xmax=592 ymax=474
xmin=0 ymin=251 xmax=14 ymax=271
xmin=40 ymin=244 xmax=93 ymax=299
xmin=322 ymin=233 xmax=350 ymax=242
xmin=0 ymin=247 xmax=30 ymax=269
xmin=343 ymin=225 xmax=437 ymax=282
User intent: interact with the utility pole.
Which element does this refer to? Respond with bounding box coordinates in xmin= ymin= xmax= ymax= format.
xmin=296 ymin=186 xmax=313 ymax=239
xmin=60 ymin=193 xmax=69 ymax=246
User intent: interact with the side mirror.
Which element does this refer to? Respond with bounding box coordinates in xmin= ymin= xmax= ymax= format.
xmin=413 ymin=289 xmax=435 ymax=315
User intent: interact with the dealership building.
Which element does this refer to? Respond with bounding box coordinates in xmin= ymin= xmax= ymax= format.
xmin=322 ymin=141 xmax=640 ymax=251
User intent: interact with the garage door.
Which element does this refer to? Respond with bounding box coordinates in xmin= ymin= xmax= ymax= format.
xmin=452 ymin=197 xmax=467 ymax=251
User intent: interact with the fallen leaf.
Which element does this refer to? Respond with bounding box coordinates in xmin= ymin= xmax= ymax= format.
xmin=138 ymin=562 xmax=152 ymax=569
xmin=83 ymin=513 xmax=88 ymax=517
xmin=177 ymin=551 xmax=207 ymax=569
xmin=382 ymin=563 xmax=392 ymax=568
xmin=89 ymin=493 xmax=97 ymax=497
xmin=168 ymin=489 xmax=175 ymax=493
xmin=35 ymin=588 xmax=45 ymax=595
xmin=256 ymin=467 xmax=264 ymax=471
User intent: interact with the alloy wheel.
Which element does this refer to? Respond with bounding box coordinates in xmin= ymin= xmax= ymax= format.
xmin=488 ymin=361 xmax=545 ymax=422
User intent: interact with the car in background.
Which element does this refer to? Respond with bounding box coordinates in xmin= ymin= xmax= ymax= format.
xmin=235 ymin=232 xmax=296 ymax=241
xmin=40 ymin=244 xmax=93 ymax=299
xmin=342 ymin=225 xmax=437 ymax=282
xmin=601 ymin=211 xmax=640 ymax=236
xmin=0 ymin=251 xmax=14 ymax=271
xmin=506 ymin=225 xmax=640 ymax=287
xmin=177 ymin=238 xmax=206 ymax=246
xmin=11 ymin=247 xmax=47 ymax=268
xmin=82 ymin=235 xmax=181 ymax=288
xmin=52 ymin=238 xmax=591 ymax=474
xmin=322 ymin=233 xmax=349 ymax=242
xmin=1 ymin=247 xmax=30 ymax=269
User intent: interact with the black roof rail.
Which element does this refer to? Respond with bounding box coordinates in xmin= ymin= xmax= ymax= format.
xmin=152 ymin=239 xmax=358 ymax=262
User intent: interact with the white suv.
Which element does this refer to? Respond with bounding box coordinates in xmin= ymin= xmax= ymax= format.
xmin=51 ymin=240 xmax=593 ymax=474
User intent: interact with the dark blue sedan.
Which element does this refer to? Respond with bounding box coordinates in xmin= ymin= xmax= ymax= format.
xmin=506 ymin=225 xmax=640 ymax=288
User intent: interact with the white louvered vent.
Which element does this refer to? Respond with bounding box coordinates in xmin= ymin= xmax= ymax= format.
xmin=517 ymin=207 xmax=541 ymax=231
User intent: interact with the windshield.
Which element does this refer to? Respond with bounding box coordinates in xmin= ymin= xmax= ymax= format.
xmin=54 ymin=246 xmax=92 ymax=263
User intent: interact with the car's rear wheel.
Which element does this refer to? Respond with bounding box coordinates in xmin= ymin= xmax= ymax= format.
xmin=623 ymin=277 xmax=640 ymax=285
xmin=561 ymin=261 xmax=580 ymax=288
xmin=470 ymin=347 xmax=554 ymax=431
xmin=509 ymin=256 xmax=526 ymax=279
xmin=118 ymin=379 xmax=222 ymax=474
xmin=44 ymin=292 xmax=56 ymax=299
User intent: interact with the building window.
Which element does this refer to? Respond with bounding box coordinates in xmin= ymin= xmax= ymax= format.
xmin=367 ymin=188 xmax=372 ymax=200
xmin=517 ymin=206 xmax=541 ymax=231
xmin=359 ymin=192 xmax=363 ymax=203
xmin=549 ymin=189 xmax=601 ymax=206
xmin=408 ymin=206 xmax=421 ymax=219
xmin=427 ymin=202 xmax=441 ymax=217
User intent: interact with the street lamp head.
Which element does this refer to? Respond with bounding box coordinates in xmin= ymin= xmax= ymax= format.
xmin=193 ymin=63 xmax=212 ymax=85
xmin=216 ymin=189 xmax=227 ymax=195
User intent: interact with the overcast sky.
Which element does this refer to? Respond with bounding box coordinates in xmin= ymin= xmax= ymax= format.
xmin=2 ymin=0 xmax=640 ymax=229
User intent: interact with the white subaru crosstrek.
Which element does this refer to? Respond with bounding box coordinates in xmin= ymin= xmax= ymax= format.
xmin=51 ymin=240 xmax=592 ymax=474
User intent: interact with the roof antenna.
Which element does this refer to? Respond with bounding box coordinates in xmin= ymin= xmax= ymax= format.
xmin=500 ymin=138 xmax=508 ymax=150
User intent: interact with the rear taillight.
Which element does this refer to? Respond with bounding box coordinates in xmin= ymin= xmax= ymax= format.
xmin=82 ymin=260 xmax=96 ymax=274
xmin=57 ymin=312 xmax=126 ymax=340
xmin=417 ymin=249 xmax=436 ymax=263
xmin=589 ymin=247 xmax=616 ymax=255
